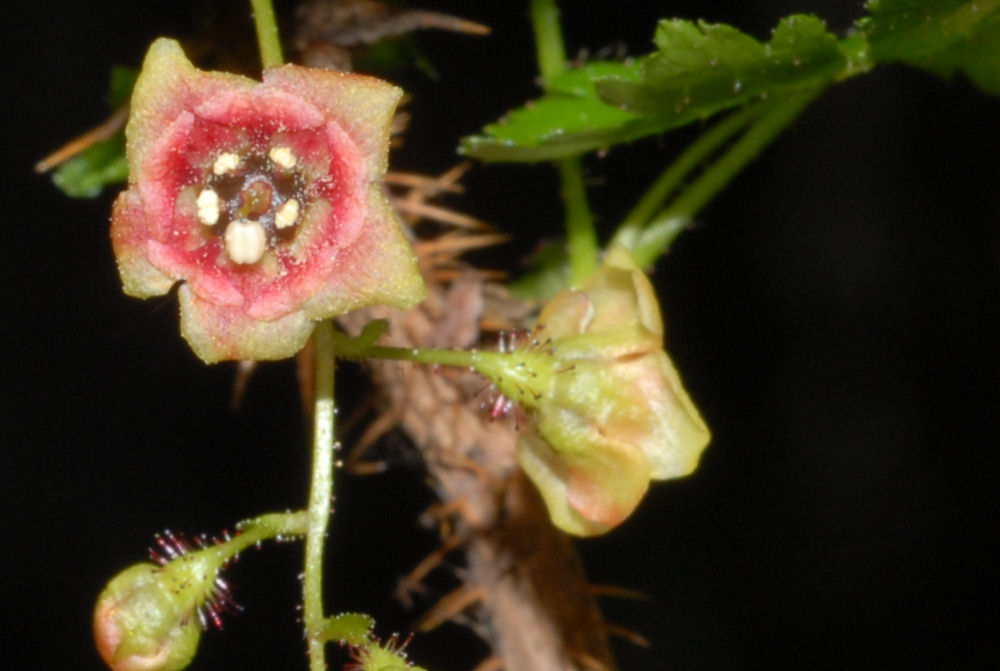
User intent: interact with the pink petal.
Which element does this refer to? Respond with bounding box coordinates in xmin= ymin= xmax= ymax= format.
xmin=177 ymin=286 xmax=315 ymax=363
xmin=194 ymin=88 xmax=325 ymax=132
xmin=110 ymin=189 xmax=174 ymax=298
xmin=147 ymin=240 xmax=242 ymax=307
xmin=138 ymin=112 xmax=197 ymax=241
xmin=263 ymin=66 xmax=401 ymax=180
xmin=126 ymin=38 xmax=256 ymax=178
xmin=301 ymin=186 xmax=425 ymax=319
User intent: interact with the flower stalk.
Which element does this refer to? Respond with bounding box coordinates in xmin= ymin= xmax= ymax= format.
xmin=250 ymin=0 xmax=283 ymax=68
xmin=626 ymin=91 xmax=820 ymax=268
xmin=304 ymin=320 xmax=337 ymax=671
xmin=530 ymin=0 xmax=597 ymax=286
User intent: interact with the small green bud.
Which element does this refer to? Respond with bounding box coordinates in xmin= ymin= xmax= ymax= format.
xmin=94 ymin=531 xmax=235 ymax=671
xmin=347 ymin=634 xmax=429 ymax=671
xmin=93 ymin=562 xmax=202 ymax=671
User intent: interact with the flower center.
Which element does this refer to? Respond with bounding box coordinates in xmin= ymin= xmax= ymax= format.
xmin=195 ymin=146 xmax=309 ymax=265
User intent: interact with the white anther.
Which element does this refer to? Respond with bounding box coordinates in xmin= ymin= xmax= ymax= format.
xmin=212 ymin=152 xmax=241 ymax=175
xmin=196 ymin=189 xmax=220 ymax=226
xmin=268 ymin=146 xmax=297 ymax=170
xmin=274 ymin=198 xmax=300 ymax=230
xmin=225 ymin=219 xmax=267 ymax=265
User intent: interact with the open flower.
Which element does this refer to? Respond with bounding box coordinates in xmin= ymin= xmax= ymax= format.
xmin=478 ymin=247 xmax=710 ymax=535
xmin=111 ymin=38 xmax=425 ymax=362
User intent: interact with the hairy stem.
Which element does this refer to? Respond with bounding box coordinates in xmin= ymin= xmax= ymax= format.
xmin=245 ymin=4 xmax=332 ymax=668
xmin=304 ymin=320 xmax=337 ymax=671
xmin=232 ymin=511 xmax=309 ymax=548
xmin=250 ymin=0 xmax=284 ymax=69
xmin=329 ymin=322 xmax=536 ymax=375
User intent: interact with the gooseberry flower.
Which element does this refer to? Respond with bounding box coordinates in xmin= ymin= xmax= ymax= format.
xmin=476 ymin=247 xmax=710 ymax=536
xmin=111 ymin=38 xmax=425 ymax=362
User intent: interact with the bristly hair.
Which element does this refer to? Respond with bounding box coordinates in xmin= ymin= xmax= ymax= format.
xmin=149 ymin=529 xmax=243 ymax=629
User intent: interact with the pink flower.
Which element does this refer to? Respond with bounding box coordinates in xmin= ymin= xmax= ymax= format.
xmin=111 ymin=38 xmax=425 ymax=362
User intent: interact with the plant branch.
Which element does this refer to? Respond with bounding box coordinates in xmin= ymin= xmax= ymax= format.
xmin=530 ymin=0 xmax=597 ymax=285
xmin=303 ymin=320 xmax=337 ymax=671
xmin=610 ymin=104 xmax=761 ymax=251
xmin=232 ymin=511 xmax=309 ymax=548
xmin=631 ymin=91 xmax=821 ymax=268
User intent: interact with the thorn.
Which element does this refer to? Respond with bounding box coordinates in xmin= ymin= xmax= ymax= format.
xmin=414 ymin=584 xmax=485 ymax=632
xmin=34 ymin=104 xmax=130 ymax=173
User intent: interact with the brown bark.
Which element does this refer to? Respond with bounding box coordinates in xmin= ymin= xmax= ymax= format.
xmin=340 ymin=276 xmax=616 ymax=671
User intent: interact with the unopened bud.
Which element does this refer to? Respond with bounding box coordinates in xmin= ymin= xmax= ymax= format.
xmin=94 ymin=531 xmax=236 ymax=671
xmin=93 ymin=562 xmax=202 ymax=671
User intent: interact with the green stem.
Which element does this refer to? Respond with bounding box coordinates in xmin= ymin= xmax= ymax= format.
xmin=530 ymin=0 xmax=566 ymax=82
xmin=330 ymin=322 xmax=532 ymax=378
xmin=559 ymin=158 xmax=599 ymax=286
xmin=330 ymin=323 xmax=553 ymax=416
xmin=330 ymin=324 xmax=478 ymax=369
xmin=303 ymin=320 xmax=337 ymax=671
xmin=610 ymin=104 xmax=761 ymax=251
xmin=631 ymin=91 xmax=820 ymax=268
xmin=210 ymin=511 xmax=309 ymax=560
xmin=529 ymin=0 xmax=597 ymax=285
xmin=249 ymin=0 xmax=284 ymax=68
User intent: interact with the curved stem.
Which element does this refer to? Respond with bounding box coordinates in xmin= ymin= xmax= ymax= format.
xmin=304 ymin=320 xmax=337 ymax=671
xmin=610 ymin=104 xmax=761 ymax=251
xmin=631 ymin=91 xmax=820 ymax=268
xmin=250 ymin=0 xmax=284 ymax=69
xmin=231 ymin=511 xmax=309 ymax=549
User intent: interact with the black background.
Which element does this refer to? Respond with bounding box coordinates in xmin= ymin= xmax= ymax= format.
xmin=4 ymin=1 xmax=998 ymax=669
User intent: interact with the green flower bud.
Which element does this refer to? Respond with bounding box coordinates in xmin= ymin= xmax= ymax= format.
xmin=93 ymin=562 xmax=202 ymax=671
xmin=347 ymin=634 xmax=429 ymax=671
xmin=94 ymin=532 xmax=234 ymax=671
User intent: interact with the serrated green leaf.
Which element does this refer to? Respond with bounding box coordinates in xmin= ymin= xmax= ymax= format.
xmin=597 ymin=15 xmax=844 ymax=116
xmin=547 ymin=60 xmax=643 ymax=97
xmin=460 ymin=60 xmax=660 ymax=161
xmin=320 ymin=612 xmax=375 ymax=646
xmin=51 ymin=133 xmax=127 ymax=198
xmin=859 ymin=0 xmax=1000 ymax=94
xmin=926 ymin=18 xmax=1000 ymax=93
xmin=462 ymin=16 xmax=844 ymax=163
xmin=461 ymin=96 xmax=665 ymax=161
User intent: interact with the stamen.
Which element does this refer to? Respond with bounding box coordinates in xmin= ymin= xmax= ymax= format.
xmin=225 ymin=219 xmax=267 ymax=265
xmin=196 ymin=189 xmax=220 ymax=226
xmin=274 ymin=198 xmax=300 ymax=229
xmin=268 ymin=146 xmax=297 ymax=170
xmin=213 ymin=152 xmax=241 ymax=175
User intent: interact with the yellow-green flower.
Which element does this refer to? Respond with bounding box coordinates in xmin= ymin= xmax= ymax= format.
xmin=478 ymin=247 xmax=710 ymax=535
